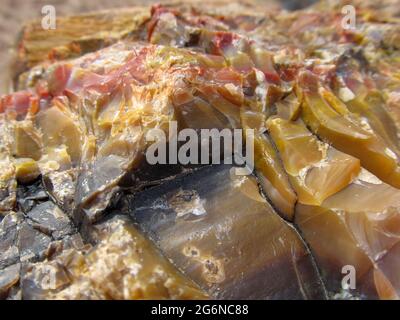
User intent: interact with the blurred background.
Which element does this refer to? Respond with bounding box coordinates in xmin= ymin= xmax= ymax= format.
xmin=0 ymin=0 xmax=317 ymax=94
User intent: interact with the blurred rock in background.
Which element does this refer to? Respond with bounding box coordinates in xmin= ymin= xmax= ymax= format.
xmin=0 ymin=0 xmax=318 ymax=94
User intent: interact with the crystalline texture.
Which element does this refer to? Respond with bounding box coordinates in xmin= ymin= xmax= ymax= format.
xmin=1 ymin=0 xmax=400 ymax=300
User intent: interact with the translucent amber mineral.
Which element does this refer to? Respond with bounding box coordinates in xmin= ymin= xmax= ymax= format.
xmin=1 ymin=0 xmax=400 ymax=300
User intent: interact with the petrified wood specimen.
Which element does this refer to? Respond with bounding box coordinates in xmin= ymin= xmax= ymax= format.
xmin=1 ymin=0 xmax=400 ymax=299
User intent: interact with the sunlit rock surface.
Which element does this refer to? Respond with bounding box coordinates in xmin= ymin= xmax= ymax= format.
xmin=1 ymin=0 xmax=400 ymax=299
xmin=296 ymin=170 xmax=400 ymax=299
xmin=267 ymin=116 xmax=360 ymax=206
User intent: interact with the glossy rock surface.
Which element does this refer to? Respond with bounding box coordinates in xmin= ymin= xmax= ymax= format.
xmin=1 ymin=0 xmax=400 ymax=299
xmin=131 ymin=165 xmax=327 ymax=299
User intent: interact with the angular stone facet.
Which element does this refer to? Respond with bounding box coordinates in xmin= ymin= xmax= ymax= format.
xmin=131 ymin=165 xmax=327 ymax=299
